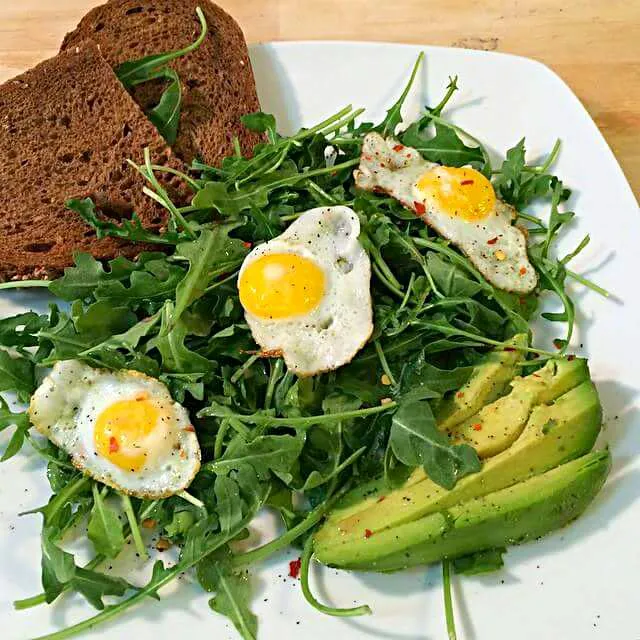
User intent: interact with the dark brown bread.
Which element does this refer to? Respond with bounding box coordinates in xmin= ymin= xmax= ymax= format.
xmin=0 ymin=43 xmax=188 ymax=281
xmin=61 ymin=0 xmax=263 ymax=166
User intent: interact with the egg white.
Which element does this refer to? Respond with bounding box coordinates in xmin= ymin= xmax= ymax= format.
xmin=239 ymin=206 xmax=373 ymax=376
xmin=354 ymin=132 xmax=537 ymax=294
xmin=29 ymin=360 xmax=200 ymax=498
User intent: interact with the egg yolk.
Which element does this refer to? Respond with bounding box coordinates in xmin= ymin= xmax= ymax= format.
xmin=415 ymin=166 xmax=496 ymax=221
xmin=94 ymin=396 xmax=160 ymax=472
xmin=239 ymin=253 xmax=325 ymax=319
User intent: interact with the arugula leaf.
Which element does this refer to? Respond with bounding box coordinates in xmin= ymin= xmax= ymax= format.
xmin=494 ymin=139 xmax=567 ymax=210
xmin=0 ymin=350 xmax=35 ymax=402
xmin=214 ymin=475 xmax=244 ymax=536
xmin=399 ymin=353 xmax=474 ymax=403
xmin=0 ymin=312 xmax=46 ymax=348
xmin=49 ymin=251 xmax=111 ymax=301
xmin=94 ymin=261 xmax=186 ymax=312
xmin=241 ymin=112 xmax=276 ymax=139
xmin=453 ymin=548 xmax=506 ymax=575
xmin=390 ymin=399 xmax=481 ymax=489
xmin=208 ymin=567 xmax=257 ymax=640
xmin=426 ymin=253 xmax=483 ymax=298
xmin=207 ymin=433 xmax=304 ymax=480
xmin=87 ymin=484 xmax=125 ymax=559
xmin=64 ymin=199 xmax=185 ymax=248
xmin=138 ymin=67 xmax=182 ymax=145
xmin=0 ymin=395 xmax=31 ymax=461
xmin=41 ymin=530 xmax=76 ymax=603
xmin=38 ymin=302 xmax=138 ymax=365
xmin=72 ymin=568 xmax=132 ymax=610
xmin=402 ymin=121 xmax=485 ymax=167
xmin=373 ymin=52 xmax=424 ymax=137
xmin=115 ymin=4 xmax=207 ymax=142
xmin=116 ymin=8 xmax=208 ymax=87
xmin=173 ymin=226 xmax=248 ymax=322
xmin=147 ymin=302 xmax=214 ymax=373
xmin=198 ymin=549 xmax=258 ymax=640
xmin=164 ymin=510 xmax=197 ymax=539
xmin=542 ymin=180 xmax=575 ymax=258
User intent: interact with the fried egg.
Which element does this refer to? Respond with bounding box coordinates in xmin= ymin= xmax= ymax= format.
xmin=238 ymin=206 xmax=373 ymax=376
xmin=354 ymin=132 xmax=537 ymax=294
xmin=29 ymin=360 xmax=200 ymax=498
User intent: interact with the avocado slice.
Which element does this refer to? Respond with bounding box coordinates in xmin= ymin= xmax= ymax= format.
xmin=436 ymin=333 xmax=527 ymax=430
xmin=447 ymin=357 xmax=589 ymax=457
xmin=314 ymin=380 xmax=602 ymax=556
xmin=321 ymin=357 xmax=591 ymax=529
xmin=317 ymin=449 xmax=610 ymax=570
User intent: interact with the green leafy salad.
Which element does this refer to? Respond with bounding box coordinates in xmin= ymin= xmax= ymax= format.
xmin=0 ymin=50 xmax=609 ymax=640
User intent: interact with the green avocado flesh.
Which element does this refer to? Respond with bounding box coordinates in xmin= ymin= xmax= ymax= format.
xmin=436 ymin=333 xmax=528 ymax=430
xmin=318 ymin=357 xmax=595 ymax=538
xmin=314 ymin=373 xmax=604 ymax=564
xmin=317 ymin=449 xmax=610 ymax=571
xmin=447 ymin=356 xmax=589 ymax=457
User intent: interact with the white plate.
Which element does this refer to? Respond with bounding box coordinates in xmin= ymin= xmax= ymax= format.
xmin=1 ymin=42 xmax=639 ymax=640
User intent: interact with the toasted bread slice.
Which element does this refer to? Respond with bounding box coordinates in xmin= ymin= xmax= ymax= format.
xmin=0 ymin=43 xmax=188 ymax=281
xmin=61 ymin=0 xmax=263 ymax=165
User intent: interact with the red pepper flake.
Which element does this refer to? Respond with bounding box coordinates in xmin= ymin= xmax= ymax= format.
xmin=519 ymin=267 xmax=528 ymax=275
xmin=135 ymin=392 xmax=149 ymax=402
xmin=289 ymin=558 xmax=302 ymax=579
xmin=553 ymin=339 xmax=564 ymax=350
xmin=503 ymin=347 xmax=516 ymax=352
xmin=532 ymin=374 xmax=541 ymax=378
xmin=472 ymin=423 xmax=483 ymax=431
xmin=460 ymin=179 xmax=474 ymax=186
xmin=414 ymin=201 xmax=426 ymax=215
xmin=377 ymin=496 xmax=386 ymax=503
xmin=456 ymin=391 xmax=464 ymax=398
xmin=392 ymin=144 xmax=404 ymax=152
xmin=141 ymin=519 xmax=157 ymax=529
xmin=242 ymin=241 xmax=252 ymax=249
xmin=184 ymin=425 xmax=196 ymax=433
xmin=109 ymin=437 xmax=119 ymax=453
xmin=567 ymin=354 xmax=576 ymax=361
xmin=519 ymin=297 xmax=527 ymax=305
xmin=487 ymin=237 xmax=498 ymax=245
xmin=364 ymin=529 xmax=373 ymax=539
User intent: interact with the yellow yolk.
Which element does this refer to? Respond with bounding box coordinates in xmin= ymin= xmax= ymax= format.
xmin=94 ymin=396 xmax=160 ymax=472
xmin=239 ymin=253 xmax=325 ymax=319
xmin=416 ymin=166 xmax=496 ymax=221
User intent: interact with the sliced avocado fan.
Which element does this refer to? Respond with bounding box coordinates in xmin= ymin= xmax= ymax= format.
xmin=315 ymin=380 xmax=602 ymax=558
xmin=319 ymin=449 xmax=610 ymax=571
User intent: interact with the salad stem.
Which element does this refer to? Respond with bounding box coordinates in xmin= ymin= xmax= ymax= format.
xmin=121 ymin=494 xmax=147 ymax=560
xmin=0 ymin=280 xmax=50 ymax=290
xmin=231 ymin=481 xmax=351 ymax=568
xmin=374 ymin=340 xmax=398 ymax=387
xmin=566 ymin=268 xmax=610 ymax=298
xmin=299 ymin=536 xmax=371 ymax=617
xmin=443 ymin=559 xmax=458 ymax=640
xmin=228 ymin=402 xmax=397 ymax=428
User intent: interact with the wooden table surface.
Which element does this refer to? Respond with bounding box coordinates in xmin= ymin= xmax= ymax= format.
xmin=1 ymin=0 xmax=638 ymax=195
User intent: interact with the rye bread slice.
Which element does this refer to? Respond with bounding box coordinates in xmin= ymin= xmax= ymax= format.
xmin=61 ymin=0 xmax=263 ymax=166
xmin=0 ymin=43 xmax=188 ymax=281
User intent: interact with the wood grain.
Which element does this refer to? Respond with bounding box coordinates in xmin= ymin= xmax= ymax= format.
xmin=1 ymin=0 xmax=638 ymax=194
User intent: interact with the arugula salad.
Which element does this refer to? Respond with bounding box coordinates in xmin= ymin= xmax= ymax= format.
xmin=0 ymin=51 xmax=609 ymax=640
